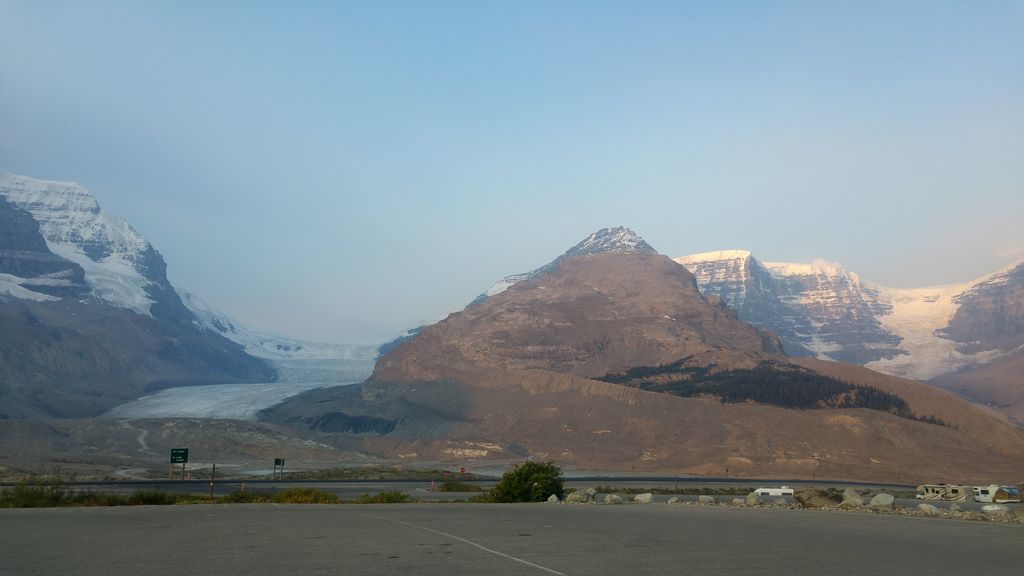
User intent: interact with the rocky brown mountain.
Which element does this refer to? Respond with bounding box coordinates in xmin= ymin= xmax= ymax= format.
xmin=931 ymin=349 xmax=1024 ymax=425
xmin=269 ymin=229 xmax=1024 ymax=483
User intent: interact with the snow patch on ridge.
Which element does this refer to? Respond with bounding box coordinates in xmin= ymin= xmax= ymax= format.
xmin=762 ymin=259 xmax=851 ymax=279
xmin=485 ymin=272 xmax=533 ymax=297
xmin=0 ymin=273 xmax=60 ymax=302
xmin=675 ymin=250 xmax=753 ymax=265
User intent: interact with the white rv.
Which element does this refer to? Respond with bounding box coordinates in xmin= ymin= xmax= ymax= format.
xmin=754 ymin=486 xmax=794 ymax=497
xmin=972 ymin=485 xmax=1021 ymax=503
xmin=915 ymin=484 xmax=970 ymax=501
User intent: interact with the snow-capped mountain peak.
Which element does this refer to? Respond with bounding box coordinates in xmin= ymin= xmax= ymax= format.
xmin=0 ymin=172 xmax=172 ymax=317
xmin=480 ymin=226 xmax=655 ymax=300
xmin=564 ymin=226 xmax=656 ymax=257
xmin=0 ymin=173 xmax=149 ymax=258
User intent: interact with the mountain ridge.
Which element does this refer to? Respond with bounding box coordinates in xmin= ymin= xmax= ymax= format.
xmin=269 ymin=228 xmax=1024 ymax=482
xmin=675 ymin=249 xmax=1024 ymax=378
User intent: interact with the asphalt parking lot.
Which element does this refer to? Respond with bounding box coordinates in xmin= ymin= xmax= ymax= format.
xmin=2 ymin=502 xmax=1021 ymax=576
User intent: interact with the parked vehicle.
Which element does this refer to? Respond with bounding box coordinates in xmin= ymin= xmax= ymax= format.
xmin=754 ymin=486 xmax=794 ymax=497
xmin=915 ymin=484 xmax=970 ymax=501
xmin=972 ymin=485 xmax=1021 ymax=503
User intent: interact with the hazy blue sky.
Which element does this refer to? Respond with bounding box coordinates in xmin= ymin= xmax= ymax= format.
xmin=2 ymin=1 xmax=1022 ymax=342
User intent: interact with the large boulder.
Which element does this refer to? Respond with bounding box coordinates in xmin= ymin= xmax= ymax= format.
xmin=547 ymin=494 xmax=560 ymax=503
xmin=666 ymin=496 xmax=680 ymax=504
xmin=584 ymin=487 xmax=598 ymax=500
xmin=839 ymin=488 xmax=864 ymax=509
xmin=634 ymin=493 xmax=654 ymax=504
xmin=869 ymin=493 xmax=895 ymax=510
xmin=604 ymin=494 xmax=624 ymax=504
xmin=731 ymin=498 xmax=746 ymax=506
xmin=697 ymin=495 xmax=716 ymax=505
xmin=794 ymin=489 xmax=841 ymax=509
xmin=917 ymin=503 xmax=940 ymax=516
xmin=564 ymin=492 xmax=588 ymax=504
xmin=981 ymin=504 xmax=1014 ymax=519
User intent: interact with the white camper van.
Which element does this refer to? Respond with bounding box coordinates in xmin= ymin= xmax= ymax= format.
xmin=754 ymin=486 xmax=794 ymax=497
xmin=972 ymin=485 xmax=1021 ymax=503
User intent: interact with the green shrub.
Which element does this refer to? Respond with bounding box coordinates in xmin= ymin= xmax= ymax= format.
xmin=271 ymin=488 xmax=339 ymax=504
xmin=0 ymin=481 xmax=68 ymax=508
xmin=74 ymin=492 xmax=131 ymax=506
xmin=220 ymin=491 xmax=269 ymax=503
xmin=357 ymin=491 xmax=412 ymax=504
xmin=128 ymin=490 xmax=181 ymax=505
xmin=491 ymin=461 xmax=564 ymax=503
xmin=437 ymin=481 xmax=484 ymax=493
xmin=466 ymin=492 xmax=494 ymax=503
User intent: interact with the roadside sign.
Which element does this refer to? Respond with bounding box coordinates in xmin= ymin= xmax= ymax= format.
xmin=274 ymin=458 xmax=285 ymax=466
xmin=170 ymin=448 xmax=189 ymax=464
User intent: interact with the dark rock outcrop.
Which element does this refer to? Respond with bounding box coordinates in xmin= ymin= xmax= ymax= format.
xmin=0 ymin=195 xmax=88 ymax=298
xmin=941 ymin=264 xmax=1024 ymax=354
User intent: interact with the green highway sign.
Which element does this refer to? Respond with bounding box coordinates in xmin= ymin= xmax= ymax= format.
xmin=170 ymin=448 xmax=189 ymax=464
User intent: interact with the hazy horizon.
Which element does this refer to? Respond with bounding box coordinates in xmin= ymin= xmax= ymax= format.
xmin=2 ymin=1 xmax=1021 ymax=343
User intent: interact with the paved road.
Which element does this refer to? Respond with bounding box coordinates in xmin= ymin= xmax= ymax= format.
xmin=2 ymin=503 xmax=1021 ymax=575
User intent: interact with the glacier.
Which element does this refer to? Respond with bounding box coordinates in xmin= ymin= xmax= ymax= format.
xmin=103 ymin=381 xmax=357 ymax=421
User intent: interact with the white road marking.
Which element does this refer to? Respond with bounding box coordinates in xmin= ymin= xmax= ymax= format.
xmin=365 ymin=514 xmax=568 ymax=576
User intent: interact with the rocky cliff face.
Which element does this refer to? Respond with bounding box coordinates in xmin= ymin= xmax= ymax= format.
xmin=0 ymin=195 xmax=88 ymax=299
xmin=675 ymin=251 xmax=1023 ymax=381
xmin=0 ymin=172 xmax=274 ymax=418
xmin=0 ymin=172 xmax=195 ymax=324
xmin=941 ymin=264 xmax=1024 ymax=354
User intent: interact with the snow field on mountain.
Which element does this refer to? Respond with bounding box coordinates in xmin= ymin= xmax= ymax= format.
xmin=48 ymin=242 xmax=154 ymax=315
xmin=0 ymin=172 xmax=156 ymax=315
xmin=866 ymin=284 xmax=1002 ymax=380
